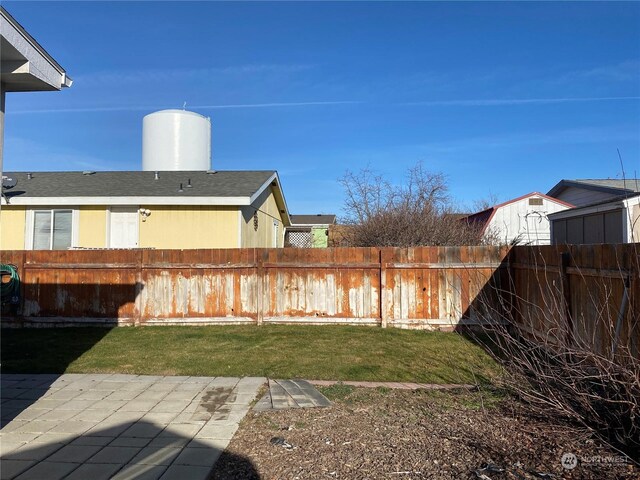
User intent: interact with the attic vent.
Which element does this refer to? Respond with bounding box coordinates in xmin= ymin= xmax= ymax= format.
xmin=529 ymin=198 xmax=543 ymax=206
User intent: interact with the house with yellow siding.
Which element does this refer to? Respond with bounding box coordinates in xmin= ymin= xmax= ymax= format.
xmin=0 ymin=170 xmax=290 ymax=250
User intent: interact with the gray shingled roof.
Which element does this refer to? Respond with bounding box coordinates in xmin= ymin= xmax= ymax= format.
xmin=571 ymin=179 xmax=640 ymax=191
xmin=290 ymin=214 xmax=336 ymax=225
xmin=547 ymin=178 xmax=640 ymax=197
xmin=2 ymin=171 xmax=276 ymax=198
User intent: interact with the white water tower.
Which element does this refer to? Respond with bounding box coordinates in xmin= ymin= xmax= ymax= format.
xmin=142 ymin=109 xmax=211 ymax=171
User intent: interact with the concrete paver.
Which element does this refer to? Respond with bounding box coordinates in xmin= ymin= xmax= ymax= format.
xmin=69 ymin=436 xmax=113 ymax=447
xmin=112 ymin=464 xmax=167 ymax=480
xmin=195 ymin=423 xmax=238 ymax=440
xmin=121 ymin=423 xmax=163 ymax=438
xmin=148 ymin=437 xmax=189 ymax=448
xmin=173 ymin=447 xmax=221 ymax=467
xmin=159 ymin=464 xmax=213 ymax=480
xmin=14 ymin=461 xmax=79 ymax=480
xmin=0 ymin=374 xmax=265 ymax=479
xmin=130 ymin=446 xmax=182 ymax=465
xmin=46 ymin=445 xmax=103 ymax=463
xmin=6 ymin=443 xmax=65 ymax=461
xmin=109 ymin=437 xmax=151 ymax=448
xmin=86 ymin=446 xmax=142 ymax=464
xmin=29 ymin=433 xmax=74 ymax=445
xmin=64 ymin=463 xmax=122 ymax=480
xmin=0 ymin=460 xmax=36 ymax=480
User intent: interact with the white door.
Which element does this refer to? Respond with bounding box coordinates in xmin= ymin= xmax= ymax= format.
xmin=109 ymin=207 xmax=139 ymax=248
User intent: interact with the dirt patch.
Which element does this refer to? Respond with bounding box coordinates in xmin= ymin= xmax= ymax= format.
xmin=212 ymin=387 xmax=637 ymax=479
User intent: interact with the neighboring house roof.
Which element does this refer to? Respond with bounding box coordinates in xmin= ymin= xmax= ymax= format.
xmin=461 ymin=192 xmax=574 ymax=234
xmin=0 ymin=6 xmax=72 ymax=91
xmin=443 ymin=213 xmax=471 ymax=221
xmin=548 ymin=192 xmax=640 ymax=220
xmin=547 ymin=179 xmax=640 ymax=198
xmin=290 ymin=214 xmax=337 ymax=226
xmin=1 ymin=171 xmax=291 ymax=224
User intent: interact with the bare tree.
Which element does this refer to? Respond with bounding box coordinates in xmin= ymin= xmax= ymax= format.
xmin=339 ymin=163 xmax=485 ymax=247
xmin=471 ymin=192 xmax=501 ymax=212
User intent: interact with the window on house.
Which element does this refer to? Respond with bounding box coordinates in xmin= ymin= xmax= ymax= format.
xmin=33 ymin=210 xmax=72 ymax=250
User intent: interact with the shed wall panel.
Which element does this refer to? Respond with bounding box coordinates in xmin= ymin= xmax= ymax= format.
xmin=604 ymin=210 xmax=623 ymax=243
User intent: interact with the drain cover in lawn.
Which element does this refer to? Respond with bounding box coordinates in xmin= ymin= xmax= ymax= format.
xmin=254 ymin=379 xmax=331 ymax=411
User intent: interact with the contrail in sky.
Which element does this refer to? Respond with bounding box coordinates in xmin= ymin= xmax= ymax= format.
xmin=11 ymin=96 xmax=639 ymax=114
xmin=12 ymin=101 xmax=360 ymax=114
xmin=400 ymin=96 xmax=640 ymax=106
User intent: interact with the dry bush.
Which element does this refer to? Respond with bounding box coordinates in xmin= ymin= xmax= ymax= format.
xmin=477 ymin=325 xmax=640 ymax=460
xmin=466 ymin=248 xmax=640 ymax=462
xmin=338 ymin=163 xmax=486 ymax=247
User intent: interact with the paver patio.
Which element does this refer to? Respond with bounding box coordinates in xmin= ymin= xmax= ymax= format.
xmin=0 ymin=374 xmax=265 ymax=480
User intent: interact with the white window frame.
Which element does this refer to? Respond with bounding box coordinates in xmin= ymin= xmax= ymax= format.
xmin=25 ymin=207 xmax=79 ymax=250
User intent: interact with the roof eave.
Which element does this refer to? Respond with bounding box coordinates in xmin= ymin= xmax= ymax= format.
xmin=1 ymin=196 xmax=254 ymax=206
xmin=0 ymin=6 xmax=71 ymax=92
xmin=264 ymin=172 xmax=292 ymax=227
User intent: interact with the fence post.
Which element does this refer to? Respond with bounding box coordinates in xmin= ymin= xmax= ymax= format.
xmin=20 ymin=250 xmax=26 ymax=319
xmin=560 ymin=251 xmax=574 ymax=346
xmin=256 ymin=249 xmax=264 ymax=326
xmin=135 ymin=249 xmax=143 ymax=326
xmin=380 ymin=248 xmax=387 ymax=328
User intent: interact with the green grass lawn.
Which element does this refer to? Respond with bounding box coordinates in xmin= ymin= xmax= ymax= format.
xmin=0 ymin=326 xmax=499 ymax=384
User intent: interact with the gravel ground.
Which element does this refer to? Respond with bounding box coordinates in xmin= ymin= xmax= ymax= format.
xmin=212 ymin=386 xmax=637 ymax=480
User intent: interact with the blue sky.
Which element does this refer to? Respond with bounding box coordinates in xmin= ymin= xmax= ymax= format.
xmin=3 ymin=1 xmax=640 ymax=215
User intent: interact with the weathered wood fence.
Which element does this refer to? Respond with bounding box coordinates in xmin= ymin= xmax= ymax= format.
xmin=1 ymin=247 xmax=509 ymax=329
xmin=1 ymin=245 xmax=638 ymax=356
xmin=510 ymin=244 xmax=639 ymax=358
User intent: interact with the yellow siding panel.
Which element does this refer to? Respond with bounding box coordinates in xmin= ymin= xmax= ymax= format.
xmin=139 ymin=205 xmax=239 ymax=249
xmin=241 ymin=187 xmax=286 ymax=248
xmin=0 ymin=207 xmax=26 ymax=250
xmin=78 ymin=207 xmax=107 ymax=248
